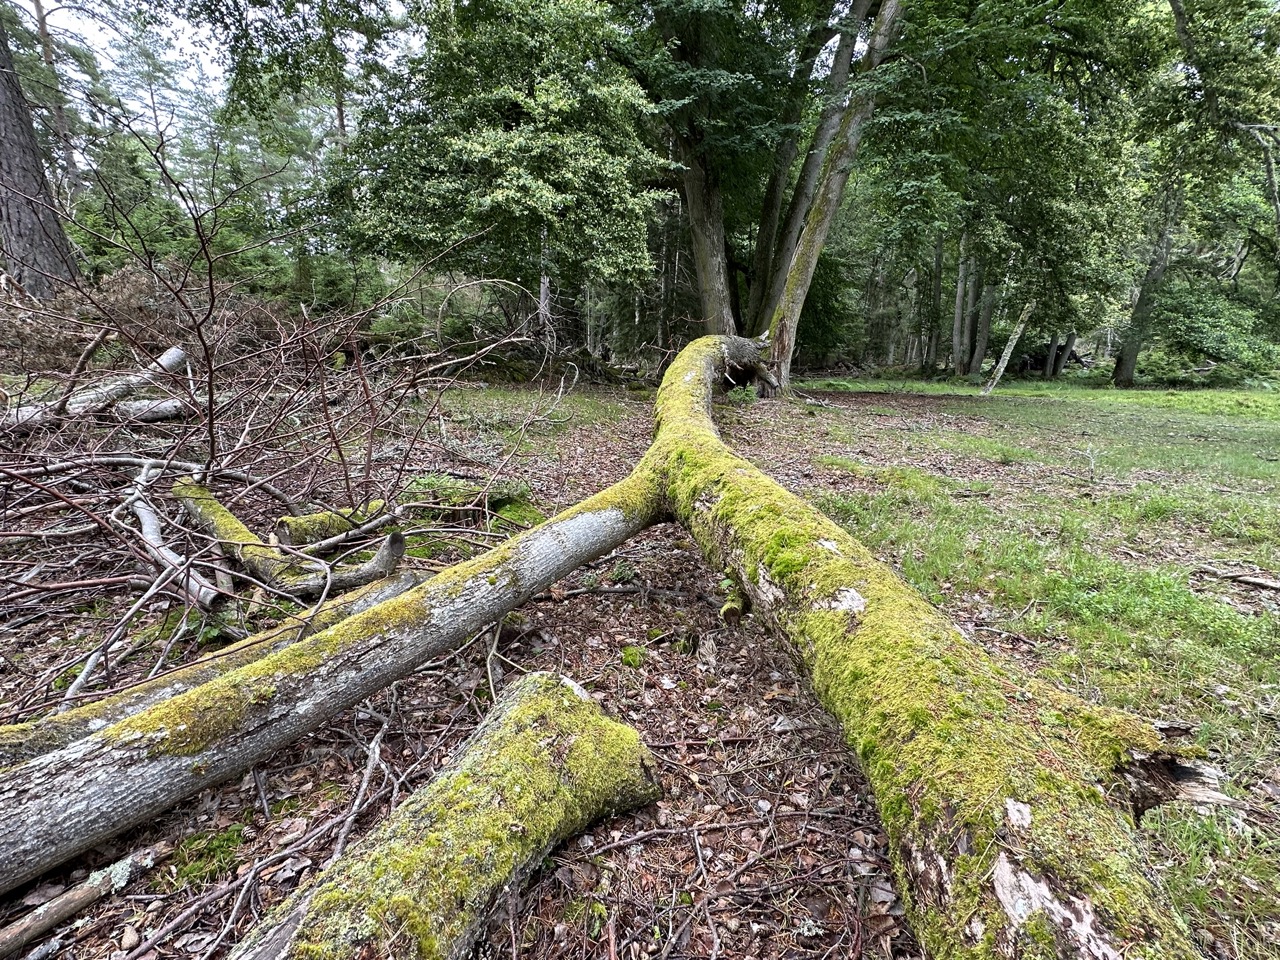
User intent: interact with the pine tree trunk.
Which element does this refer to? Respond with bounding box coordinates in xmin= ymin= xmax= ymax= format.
xmin=0 ymin=17 xmax=77 ymax=298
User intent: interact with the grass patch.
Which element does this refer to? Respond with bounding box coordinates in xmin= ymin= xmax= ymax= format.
xmin=808 ymin=390 xmax=1280 ymax=956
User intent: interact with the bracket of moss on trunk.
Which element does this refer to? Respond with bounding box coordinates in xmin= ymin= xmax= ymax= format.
xmin=173 ymin=480 xmax=405 ymax=597
xmin=0 ymin=337 xmax=1231 ymax=960
xmin=230 ymin=672 xmax=661 ymax=960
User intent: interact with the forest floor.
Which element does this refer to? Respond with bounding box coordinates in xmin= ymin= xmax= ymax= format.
xmin=2 ymin=373 xmax=1278 ymax=960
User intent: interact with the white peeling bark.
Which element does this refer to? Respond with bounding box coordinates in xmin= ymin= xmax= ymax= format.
xmin=0 ymin=478 xmax=658 ymax=897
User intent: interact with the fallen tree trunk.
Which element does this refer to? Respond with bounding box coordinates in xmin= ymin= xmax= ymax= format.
xmin=0 ymin=474 xmax=658 ymax=896
xmin=2 ymin=346 xmax=187 ymax=433
xmin=0 ymin=572 xmax=426 ymax=767
xmin=1 ymin=336 xmax=1212 ymax=958
xmin=650 ymin=337 xmax=1203 ymax=958
xmin=231 ymin=672 xmax=660 ymax=960
xmin=274 ymin=502 xmax=387 ymax=548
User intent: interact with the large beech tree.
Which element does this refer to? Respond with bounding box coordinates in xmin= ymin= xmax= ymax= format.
xmin=0 ymin=336 xmax=1224 ymax=959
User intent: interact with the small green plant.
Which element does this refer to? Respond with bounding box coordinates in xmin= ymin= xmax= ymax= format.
xmin=726 ymin=384 xmax=758 ymax=406
xmin=620 ymin=645 xmax=645 ymax=669
xmin=608 ymin=560 xmax=636 ymax=585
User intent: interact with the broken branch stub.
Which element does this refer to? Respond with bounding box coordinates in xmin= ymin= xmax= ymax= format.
xmin=231 ymin=672 xmax=661 ymax=960
xmin=173 ymin=479 xmax=405 ymax=596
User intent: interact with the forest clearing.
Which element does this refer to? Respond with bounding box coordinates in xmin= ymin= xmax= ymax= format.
xmin=2 ymin=360 xmax=1277 ymax=959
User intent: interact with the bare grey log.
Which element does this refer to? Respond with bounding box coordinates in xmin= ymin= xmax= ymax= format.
xmin=3 ymin=347 xmax=187 ymax=432
xmin=0 ymin=573 xmax=426 ymax=768
xmin=111 ymin=397 xmax=194 ymax=423
xmin=231 ymin=672 xmax=660 ymax=960
xmin=0 ymin=478 xmax=656 ymax=896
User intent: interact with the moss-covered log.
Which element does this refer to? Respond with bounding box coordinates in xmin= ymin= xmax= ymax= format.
xmin=0 ymin=573 xmax=426 ymax=768
xmin=231 ymin=672 xmax=660 ymax=960
xmin=1 ymin=336 xmax=1214 ymax=960
xmin=173 ymin=479 xmax=405 ymax=596
xmin=0 ymin=474 xmax=658 ymax=897
xmin=650 ymin=337 xmax=1203 ymax=959
xmin=274 ymin=501 xmax=388 ymax=547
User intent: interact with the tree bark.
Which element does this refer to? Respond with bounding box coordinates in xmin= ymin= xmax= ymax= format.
xmin=983 ymin=301 xmax=1034 ymax=395
xmin=1114 ymin=187 xmax=1180 ymax=388
xmin=754 ymin=16 xmax=865 ymax=333
xmin=1052 ymin=330 xmax=1078 ymax=378
xmin=2 ymin=346 xmax=188 ymax=433
xmin=950 ymin=238 xmax=969 ymax=375
xmin=0 ymin=573 xmax=425 ymax=768
xmin=679 ymin=141 xmax=737 ymax=335
xmin=1 ymin=336 xmax=1213 ymax=959
xmin=1043 ymin=331 xmax=1059 ymax=379
xmin=0 ymin=17 xmax=76 ymax=298
xmin=173 ymin=479 xmax=405 ymax=597
xmin=962 ymin=258 xmax=981 ymax=369
xmin=0 ymin=476 xmax=657 ymax=896
xmin=968 ymin=282 xmax=996 ymax=375
xmin=230 ymin=672 xmax=660 ymax=960
xmin=766 ymin=0 xmax=902 ymax=391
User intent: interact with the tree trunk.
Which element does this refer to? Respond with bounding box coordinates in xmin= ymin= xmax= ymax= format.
xmin=1114 ymin=187 xmax=1180 ymax=388
xmin=1043 ymin=331 xmax=1059 ymax=379
xmin=3 ymin=346 xmax=187 ymax=432
xmin=951 ymin=237 xmax=969 ymax=375
xmin=754 ymin=18 xmax=865 ymax=332
xmin=1 ymin=336 xmax=1213 ymax=959
xmin=174 ymin=479 xmax=406 ymax=596
xmin=968 ymin=282 xmax=996 ymax=376
xmin=230 ymin=672 xmax=660 ymax=960
xmin=765 ymin=0 xmax=902 ymax=391
xmin=1052 ymin=330 xmax=1078 ymax=377
xmin=962 ymin=258 xmax=982 ymax=369
xmin=983 ymin=301 xmax=1034 ymax=395
xmin=0 ymin=476 xmax=657 ymax=896
xmin=0 ymin=17 xmax=76 ymax=298
xmin=679 ymin=142 xmax=737 ymax=336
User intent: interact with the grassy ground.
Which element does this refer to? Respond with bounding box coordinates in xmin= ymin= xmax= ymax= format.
xmin=787 ymin=376 xmax=1280 ymax=957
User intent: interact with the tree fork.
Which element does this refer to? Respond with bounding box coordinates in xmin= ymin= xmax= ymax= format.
xmin=230 ymin=672 xmax=660 ymax=960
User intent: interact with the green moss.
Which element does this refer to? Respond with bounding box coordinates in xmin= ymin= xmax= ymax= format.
xmin=646 ymin=337 xmax=1199 ymax=959
xmin=266 ymin=673 xmax=660 ymax=959
xmin=620 ymin=645 xmax=645 ymax=669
